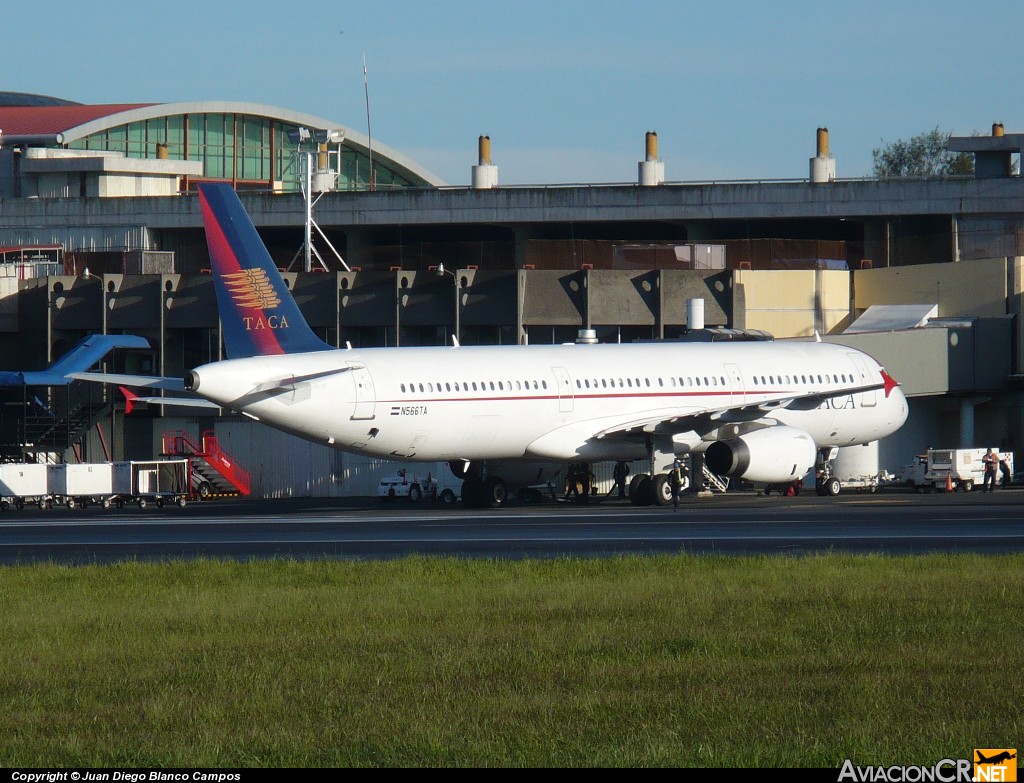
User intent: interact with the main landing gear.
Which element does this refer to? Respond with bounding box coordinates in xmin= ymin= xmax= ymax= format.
xmin=813 ymin=447 xmax=841 ymax=497
xmin=453 ymin=461 xmax=508 ymax=508
xmin=628 ymin=466 xmax=689 ymax=506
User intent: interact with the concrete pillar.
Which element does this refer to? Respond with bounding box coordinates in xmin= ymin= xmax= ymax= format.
xmin=958 ymin=397 xmax=991 ymax=446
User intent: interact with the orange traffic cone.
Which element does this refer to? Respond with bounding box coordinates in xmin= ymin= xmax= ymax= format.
xmin=945 ymin=472 xmax=953 ymax=492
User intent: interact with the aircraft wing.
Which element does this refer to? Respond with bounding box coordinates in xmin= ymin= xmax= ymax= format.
xmin=123 ymin=394 xmax=221 ymax=410
xmin=117 ymin=386 xmax=220 ymax=414
xmin=593 ymin=380 xmax=890 ymax=440
xmin=69 ymin=372 xmax=218 ymax=413
xmin=69 ymin=372 xmax=186 ymax=391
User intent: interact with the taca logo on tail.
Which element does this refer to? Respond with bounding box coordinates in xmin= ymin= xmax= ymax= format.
xmin=197 ymin=182 xmax=331 ymax=359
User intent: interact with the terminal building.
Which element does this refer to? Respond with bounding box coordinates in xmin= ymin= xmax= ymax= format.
xmin=1 ymin=91 xmax=1022 ymax=496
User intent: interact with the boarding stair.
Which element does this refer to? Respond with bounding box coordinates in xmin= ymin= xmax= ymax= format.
xmin=702 ymin=463 xmax=730 ymax=493
xmin=15 ymin=382 xmax=111 ymax=461
xmin=161 ymin=429 xmax=251 ymax=497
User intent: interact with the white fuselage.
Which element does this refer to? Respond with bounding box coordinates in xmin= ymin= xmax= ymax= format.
xmin=187 ymin=340 xmax=908 ymax=464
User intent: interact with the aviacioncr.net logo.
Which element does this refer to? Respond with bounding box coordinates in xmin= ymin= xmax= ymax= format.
xmin=974 ymin=749 xmax=1017 ymax=782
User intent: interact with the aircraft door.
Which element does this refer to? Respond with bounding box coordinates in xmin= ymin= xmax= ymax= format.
xmin=346 ymin=361 xmax=377 ymax=420
xmin=848 ymin=354 xmax=877 ymax=407
xmin=552 ymin=366 xmax=574 ymax=413
xmin=725 ymin=363 xmax=745 ymax=405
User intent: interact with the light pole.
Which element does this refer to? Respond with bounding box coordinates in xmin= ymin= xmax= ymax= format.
xmin=285 ymin=127 xmax=349 ymax=272
xmin=433 ymin=263 xmax=461 ymax=345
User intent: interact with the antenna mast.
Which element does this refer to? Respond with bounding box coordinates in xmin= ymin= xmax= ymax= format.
xmin=363 ymin=52 xmax=375 ymax=191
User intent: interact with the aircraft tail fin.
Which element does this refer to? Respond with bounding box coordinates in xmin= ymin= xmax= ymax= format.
xmin=119 ymin=386 xmax=138 ymax=415
xmin=197 ymin=182 xmax=332 ymax=359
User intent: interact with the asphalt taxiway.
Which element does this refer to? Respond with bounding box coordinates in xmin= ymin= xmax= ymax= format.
xmin=0 ymin=487 xmax=1021 ymax=564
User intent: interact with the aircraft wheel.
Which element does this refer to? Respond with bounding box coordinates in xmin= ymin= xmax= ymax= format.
xmin=824 ymin=477 xmax=841 ymax=497
xmin=651 ymin=473 xmax=673 ymax=506
xmin=409 ymin=485 xmax=422 ymax=502
xmin=627 ymin=473 xmax=646 ymax=499
xmin=630 ymin=476 xmax=651 ymax=505
xmin=439 ymin=488 xmax=457 ymax=505
xmin=482 ymin=476 xmax=508 ymax=508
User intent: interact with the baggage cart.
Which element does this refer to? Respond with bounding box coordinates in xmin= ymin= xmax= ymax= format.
xmin=109 ymin=459 xmax=191 ymax=509
xmin=47 ymin=463 xmax=115 ymax=509
xmin=0 ymin=464 xmax=51 ymax=510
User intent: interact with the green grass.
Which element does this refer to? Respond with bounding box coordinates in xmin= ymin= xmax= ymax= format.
xmin=0 ymin=554 xmax=1020 ymax=767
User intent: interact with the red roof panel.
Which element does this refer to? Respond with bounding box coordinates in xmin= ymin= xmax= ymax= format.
xmin=0 ymin=104 xmax=155 ymax=136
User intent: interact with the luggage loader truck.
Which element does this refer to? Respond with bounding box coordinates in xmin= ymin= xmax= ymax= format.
xmin=900 ymin=448 xmax=1013 ymax=493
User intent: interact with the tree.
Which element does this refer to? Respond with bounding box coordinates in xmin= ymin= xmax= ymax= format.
xmin=872 ymin=127 xmax=974 ymax=178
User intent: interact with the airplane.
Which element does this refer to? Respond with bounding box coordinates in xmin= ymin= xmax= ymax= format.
xmin=976 ymin=751 xmax=1016 ymax=765
xmin=81 ymin=182 xmax=910 ymax=507
xmin=0 ymin=334 xmax=149 ymax=387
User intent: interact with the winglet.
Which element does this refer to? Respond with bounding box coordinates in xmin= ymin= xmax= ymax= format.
xmin=880 ymin=368 xmax=900 ymax=398
xmin=197 ymin=182 xmax=332 ymax=359
xmin=119 ymin=386 xmax=138 ymax=415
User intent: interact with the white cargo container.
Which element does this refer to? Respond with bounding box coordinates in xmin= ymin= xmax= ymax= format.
xmin=47 ymin=463 xmax=115 ymax=508
xmin=111 ymin=459 xmax=190 ymax=508
xmin=0 ymin=464 xmax=50 ymax=509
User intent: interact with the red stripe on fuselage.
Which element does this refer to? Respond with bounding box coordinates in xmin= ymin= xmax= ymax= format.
xmin=199 ymin=189 xmax=285 ymax=356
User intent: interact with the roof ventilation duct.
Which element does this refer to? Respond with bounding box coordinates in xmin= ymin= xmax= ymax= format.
xmin=638 ymin=131 xmax=664 ymax=186
xmin=810 ymin=127 xmax=836 ymax=183
xmin=472 ymin=135 xmax=498 ymax=189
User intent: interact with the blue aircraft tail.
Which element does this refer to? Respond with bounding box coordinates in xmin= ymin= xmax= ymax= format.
xmin=0 ymin=334 xmax=150 ymax=387
xmin=197 ymin=182 xmax=332 ymax=359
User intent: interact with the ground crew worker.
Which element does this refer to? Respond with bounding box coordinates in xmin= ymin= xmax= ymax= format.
xmin=982 ymin=448 xmax=998 ymax=492
xmin=565 ymin=462 xmax=580 ymax=501
xmin=669 ymin=459 xmax=685 ymax=510
xmin=612 ymin=461 xmax=629 ymax=499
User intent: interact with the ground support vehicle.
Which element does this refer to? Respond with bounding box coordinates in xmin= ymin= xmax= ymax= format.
xmin=0 ymin=463 xmax=51 ymax=510
xmin=47 ymin=463 xmax=115 ymax=509
xmin=814 ymin=462 xmax=893 ymax=496
xmin=377 ymin=470 xmax=458 ymax=504
xmin=108 ymin=459 xmax=191 ymax=509
xmin=899 ymin=448 xmax=1014 ymax=493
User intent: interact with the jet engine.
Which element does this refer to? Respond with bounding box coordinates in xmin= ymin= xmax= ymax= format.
xmin=704 ymin=425 xmax=817 ymax=484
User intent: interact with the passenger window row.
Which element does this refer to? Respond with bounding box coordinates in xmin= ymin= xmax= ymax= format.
xmin=398 ymin=370 xmax=854 ymax=396
xmin=400 ymin=379 xmax=549 ymax=394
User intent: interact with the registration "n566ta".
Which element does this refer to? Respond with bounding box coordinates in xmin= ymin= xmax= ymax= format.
xmin=391 ymin=405 xmax=428 ymax=416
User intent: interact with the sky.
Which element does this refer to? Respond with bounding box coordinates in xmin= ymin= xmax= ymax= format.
xmin=8 ymin=0 xmax=1022 ymax=185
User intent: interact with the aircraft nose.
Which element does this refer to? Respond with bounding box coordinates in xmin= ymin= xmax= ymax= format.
xmin=891 ymin=384 xmax=909 ymax=428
